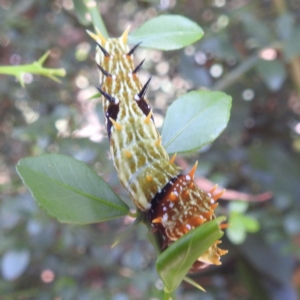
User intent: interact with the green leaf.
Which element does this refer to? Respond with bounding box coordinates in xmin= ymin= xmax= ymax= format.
xmin=161 ymin=91 xmax=232 ymax=154
xmin=283 ymin=26 xmax=300 ymax=61
xmin=86 ymin=92 xmax=101 ymax=101
xmin=183 ymin=276 xmax=205 ymax=292
xmin=226 ymin=214 xmax=247 ymax=245
xmin=226 ymin=209 xmax=260 ymax=245
xmin=228 ymin=201 xmax=248 ymax=214
xmin=73 ymin=0 xmax=108 ymax=38
xmin=16 ymin=154 xmax=129 ymax=224
xmin=128 ymin=15 xmax=203 ymax=50
xmin=276 ymin=13 xmax=294 ymax=41
xmin=73 ymin=0 xmax=91 ymax=26
xmin=156 ymin=217 xmax=224 ymax=293
xmin=239 ymin=12 xmax=274 ymax=46
xmin=256 ymin=59 xmax=287 ymax=92
xmin=84 ymin=0 xmax=108 ymax=38
xmin=241 ymin=215 xmax=260 ymax=233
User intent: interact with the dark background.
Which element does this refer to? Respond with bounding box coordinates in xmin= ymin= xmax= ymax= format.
xmin=0 ymin=0 xmax=300 ymax=299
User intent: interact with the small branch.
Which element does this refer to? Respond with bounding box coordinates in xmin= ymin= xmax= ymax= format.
xmin=176 ymin=158 xmax=272 ymax=202
xmin=212 ymin=55 xmax=259 ymax=91
xmin=0 ymin=51 xmax=66 ymax=87
xmin=195 ymin=177 xmax=273 ymax=202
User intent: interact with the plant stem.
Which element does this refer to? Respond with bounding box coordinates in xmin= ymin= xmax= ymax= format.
xmin=289 ymin=57 xmax=300 ymax=96
xmin=271 ymin=0 xmax=300 ymax=98
xmin=0 ymin=51 xmax=66 ymax=87
xmin=141 ymin=214 xmax=177 ymax=300
xmin=0 ymin=65 xmax=66 ymax=78
xmin=163 ymin=289 xmax=175 ymax=300
xmin=127 ymin=210 xmax=139 ymax=218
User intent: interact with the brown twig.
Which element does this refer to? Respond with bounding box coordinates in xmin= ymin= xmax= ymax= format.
xmin=176 ymin=157 xmax=272 ymax=202
xmin=195 ymin=177 xmax=273 ymax=202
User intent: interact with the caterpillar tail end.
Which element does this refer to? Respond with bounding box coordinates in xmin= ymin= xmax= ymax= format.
xmin=148 ymin=173 xmax=228 ymax=272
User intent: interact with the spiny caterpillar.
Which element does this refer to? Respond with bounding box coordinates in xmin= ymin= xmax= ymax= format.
xmin=87 ymin=26 xmax=228 ymax=270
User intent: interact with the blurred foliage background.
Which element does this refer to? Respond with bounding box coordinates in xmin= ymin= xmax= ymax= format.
xmin=1 ymin=0 xmax=300 ymax=299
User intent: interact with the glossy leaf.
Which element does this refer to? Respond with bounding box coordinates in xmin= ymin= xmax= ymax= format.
xmin=16 ymin=154 xmax=129 ymax=224
xmin=128 ymin=15 xmax=203 ymax=50
xmin=162 ymin=91 xmax=232 ymax=154
xmin=156 ymin=217 xmax=224 ymax=293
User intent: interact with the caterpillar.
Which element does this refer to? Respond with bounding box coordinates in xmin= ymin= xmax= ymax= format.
xmin=87 ymin=26 xmax=227 ymax=270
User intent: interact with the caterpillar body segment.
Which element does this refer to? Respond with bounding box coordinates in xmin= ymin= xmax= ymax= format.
xmin=148 ymin=173 xmax=227 ymax=267
xmin=89 ymin=30 xmax=179 ymax=210
xmin=88 ymin=28 xmax=227 ymax=269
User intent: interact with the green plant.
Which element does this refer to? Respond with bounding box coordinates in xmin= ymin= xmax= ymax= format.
xmin=15 ymin=12 xmax=232 ymax=299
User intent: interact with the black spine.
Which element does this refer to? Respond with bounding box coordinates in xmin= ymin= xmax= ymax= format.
xmin=96 ymin=63 xmax=112 ymax=77
xmin=132 ymin=59 xmax=145 ymax=74
xmin=127 ymin=42 xmax=142 ymax=56
xmin=97 ymin=43 xmax=110 ymax=57
xmin=138 ymin=77 xmax=152 ymax=99
xmin=97 ymin=87 xmax=116 ymax=104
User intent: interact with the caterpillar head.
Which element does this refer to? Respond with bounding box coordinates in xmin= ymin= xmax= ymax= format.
xmin=147 ymin=162 xmax=228 ymax=271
